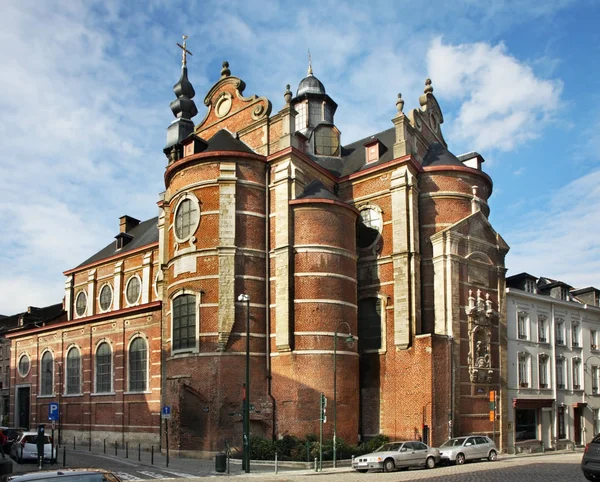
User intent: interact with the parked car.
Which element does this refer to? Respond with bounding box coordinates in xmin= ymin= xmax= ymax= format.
xmin=10 ymin=432 xmax=56 ymax=463
xmin=438 ymin=435 xmax=497 ymax=465
xmin=7 ymin=469 xmax=122 ymax=482
xmin=582 ymin=433 xmax=600 ymax=481
xmin=352 ymin=441 xmax=440 ymax=472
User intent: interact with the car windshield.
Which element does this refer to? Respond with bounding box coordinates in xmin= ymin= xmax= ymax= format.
xmin=441 ymin=437 xmax=467 ymax=447
xmin=375 ymin=443 xmax=403 ymax=452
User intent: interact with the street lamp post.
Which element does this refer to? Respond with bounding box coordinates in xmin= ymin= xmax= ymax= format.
xmin=333 ymin=322 xmax=354 ymax=468
xmin=238 ymin=293 xmax=251 ymax=474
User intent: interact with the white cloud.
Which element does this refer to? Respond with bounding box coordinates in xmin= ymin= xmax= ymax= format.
xmin=426 ymin=37 xmax=563 ymax=152
xmin=505 ymin=169 xmax=600 ymax=288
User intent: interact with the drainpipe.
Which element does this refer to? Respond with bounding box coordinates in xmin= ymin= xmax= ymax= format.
xmin=551 ymin=302 xmax=557 ymax=449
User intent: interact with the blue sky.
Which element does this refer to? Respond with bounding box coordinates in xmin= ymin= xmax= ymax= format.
xmin=1 ymin=0 xmax=598 ymax=314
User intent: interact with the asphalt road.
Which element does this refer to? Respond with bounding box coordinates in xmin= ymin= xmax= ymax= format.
xmin=4 ymin=449 xmax=589 ymax=481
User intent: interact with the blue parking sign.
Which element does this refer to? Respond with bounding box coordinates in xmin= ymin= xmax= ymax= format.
xmin=48 ymin=402 xmax=59 ymax=421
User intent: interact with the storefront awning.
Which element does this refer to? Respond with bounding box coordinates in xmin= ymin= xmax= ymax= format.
xmin=513 ymin=398 xmax=554 ymax=409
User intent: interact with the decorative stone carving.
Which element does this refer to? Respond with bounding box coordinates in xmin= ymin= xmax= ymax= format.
xmin=466 ymin=289 xmax=497 ymax=383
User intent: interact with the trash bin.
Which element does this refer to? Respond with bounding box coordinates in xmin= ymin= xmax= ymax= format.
xmin=215 ymin=452 xmax=226 ymax=473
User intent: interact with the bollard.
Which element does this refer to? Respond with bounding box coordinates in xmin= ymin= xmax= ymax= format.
xmin=352 ymin=455 xmax=355 ymax=467
xmin=275 ymin=451 xmax=278 ymax=474
xmin=88 ymin=437 xmax=91 ymax=452
xmin=138 ymin=443 xmax=141 ymax=461
xmin=126 ymin=442 xmax=128 ymax=459
xmin=73 ymin=437 xmax=75 ymax=451
xmin=62 ymin=446 xmax=66 ymax=468
xmin=151 ymin=445 xmax=154 ymax=465
xmin=103 ymin=439 xmax=106 ymax=454
xmin=314 ymin=457 xmax=318 ymax=472
xmin=306 ymin=441 xmax=310 ymax=462
xmin=114 ymin=441 xmax=117 ymax=456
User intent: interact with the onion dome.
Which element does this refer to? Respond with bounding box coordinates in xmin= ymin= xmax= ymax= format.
xmin=297 ymin=73 xmax=326 ymax=96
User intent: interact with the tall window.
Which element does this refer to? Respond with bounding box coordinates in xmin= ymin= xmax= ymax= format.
xmin=558 ymin=406 xmax=566 ymax=439
xmin=592 ymin=330 xmax=598 ymax=350
xmin=525 ymin=279 xmax=536 ymax=293
xmin=593 ymin=366 xmax=600 ymax=395
xmin=572 ymin=323 xmax=580 ymax=347
xmin=129 ymin=337 xmax=147 ymax=392
xmin=594 ymin=408 xmax=600 ymax=436
xmin=518 ymin=313 xmax=528 ymax=340
xmin=295 ymin=102 xmax=307 ymax=131
xmin=173 ymin=294 xmax=196 ymax=351
xmin=308 ymin=101 xmax=322 ymax=127
xmin=538 ymin=355 xmax=548 ymax=388
xmin=95 ymin=342 xmax=112 ymax=393
xmin=556 ymin=321 xmax=565 ymax=345
xmin=556 ymin=358 xmax=565 ymax=389
xmin=538 ymin=316 xmax=547 ymax=343
xmin=573 ymin=358 xmax=581 ymax=390
xmin=40 ymin=352 xmax=53 ymax=396
xmin=518 ymin=353 xmax=529 ymax=387
xmin=358 ymin=298 xmax=382 ymax=352
xmin=66 ymin=348 xmax=81 ymax=395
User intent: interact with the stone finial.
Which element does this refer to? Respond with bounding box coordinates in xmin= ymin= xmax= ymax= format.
xmin=424 ymin=78 xmax=434 ymax=94
xmin=221 ymin=60 xmax=231 ymax=78
xmin=396 ymin=93 xmax=404 ymax=113
xmin=284 ymin=84 xmax=292 ymax=104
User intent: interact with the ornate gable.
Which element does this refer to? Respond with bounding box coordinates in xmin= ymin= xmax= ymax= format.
xmin=195 ymin=61 xmax=272 ymax=147
xmin=408 ymin=79 xmax=447 ymax=149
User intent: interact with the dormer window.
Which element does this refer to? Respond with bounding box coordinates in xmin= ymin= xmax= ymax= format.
xmin=115 ymin=232 xmax=133 ymax=250
xmin=525 ymin=279 xmax=536 ymax=293
xmin=561 ymin=288 xmax=569 ymax=300
xmin=367 ymin=144 xmax=378 ymax=163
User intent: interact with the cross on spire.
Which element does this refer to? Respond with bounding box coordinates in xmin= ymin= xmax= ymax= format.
xmin=176 ymin=35 xmax=193 ymax=67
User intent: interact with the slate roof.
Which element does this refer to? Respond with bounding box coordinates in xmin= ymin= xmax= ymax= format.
xmin=422 ymin=143 xmax=464 ymax=167
xmin=76 ymin=217 xmax=159 ymax=268
xmin=297 ymin=179 xmax=340 ymax=201
xmin=1 ymin=303 xmax=66 ymax=333
xmin=205 ymin=129 xmax=255 ymax=154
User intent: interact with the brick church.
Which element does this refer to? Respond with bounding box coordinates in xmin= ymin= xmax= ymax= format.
xmin=6 ymin=44 xmax=509 ymax=455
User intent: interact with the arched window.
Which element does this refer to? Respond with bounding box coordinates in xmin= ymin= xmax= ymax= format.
xmin=66 ymin=347 xmax=81 ymax=394
xmin=95 ymin=342 xmax=112 ymax=393
xmin=129 ymin=338 xmax=147 ymax=392
xmin=40 ymin=352 xmax=53 ymax=396
xmin=358 ymin=297 xmax=382 ymax=352
xmin=173 ymin=294 xmax=196 ymax=351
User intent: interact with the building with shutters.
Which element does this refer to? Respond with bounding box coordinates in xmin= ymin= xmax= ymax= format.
xmin=5 ymin=48 xmax=510 ymax=455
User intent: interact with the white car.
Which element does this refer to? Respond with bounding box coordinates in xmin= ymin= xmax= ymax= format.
xmin=438 ymin=435 xmax=497 ymax=465
xmin=10 ymin=432 xmax=56 ymax=463
xmin=352 ymin=441 xmax=440 ymax=472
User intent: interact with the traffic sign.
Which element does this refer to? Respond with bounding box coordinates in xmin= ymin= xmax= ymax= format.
xmin=48 ymin=402 xmax=59 ymax=421
xmin=161 ymin=406 xmax=171 ymax=419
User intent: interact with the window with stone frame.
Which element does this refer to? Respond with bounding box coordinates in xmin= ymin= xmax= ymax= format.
xmin=66 ymin=348 xmax=81 ymax=395
xmin=125 ymin=276 xmax=141 ymax=306
xmin=538 ymin=316 xmax=548 ymax=343
xmin=556 ymin=321 xmax=565 ymax=345
xmin=572 ymin=323 xmax=580 ymax=347
xmin=518 ymin=353 xmax=530 ymax=388
xmin=556 ymin=358 xmax=565 ymax=389
xmin=95 ymin=342 xmax=112 ymax=393
xmin=173 ymin=294 xmax=196 ymax=351
xmin=99 ymin=284 xmax=113 ymax=312
xmin=525 ymin=279 xmax=536 ymax=293
xmin=75 ymin=291 xmax=87 ymax=317
xmin=358 ymin=297 xmax=382 ymax=352
xmin=594 ymin=366 xmax=600 ymax=395
xmin=129 ymin=337 xmax=147 ymax=392
xmin=40 ymin=351 xmax=53 ymax=396
xmin=573 ymin=358 xmax=582 ymax=390
xmin=518 ymin=312 xmax=528 ymax=340
xmin=592 ymin=330 xmax=598 ymax=351
xmin=538 ymin=355 xmax=549 ymax=388
xmin=594 ymin=408 xmax=600 ymax=436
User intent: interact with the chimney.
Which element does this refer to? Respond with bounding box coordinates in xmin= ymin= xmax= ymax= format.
xmin=119 ymin=215 xmax=141 ymax=233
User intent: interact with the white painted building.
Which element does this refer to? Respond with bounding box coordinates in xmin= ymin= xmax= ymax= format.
xmin=506 ymin=273 xmax=600 ymax=453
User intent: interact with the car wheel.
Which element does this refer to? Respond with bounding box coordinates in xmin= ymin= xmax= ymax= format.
xmin=383 ymin=458 xmax=395 ymax=472
xmin=488 ymin=450 xmax=497 ymax=461
xmin=356 ymin=469 xmax=368 ymax=473
xmin=456 ymin=453 xmax=465 ymax=465
xmin=584 ymin=473 xmax=598 ymax=482
xmin=426 ymin=456 xmax=436 ymax=469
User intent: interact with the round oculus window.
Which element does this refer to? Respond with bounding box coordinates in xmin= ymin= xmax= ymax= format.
xmin=314 ymin=126 xmax=340 ymax=156
xmin=75 ymin=291 xmax=87 ymax=317
xmin=99 ymin=284 xmax=113 ymax=311
xmin=18 ymin=354 xmax=30 ymax=377
xmin=174 ymin=197 xmax=200 ymax=241
xmin=357 ymin=207 xmax=383 ymax=249
xmin=126 ymin=276 xmax=141 ymax=305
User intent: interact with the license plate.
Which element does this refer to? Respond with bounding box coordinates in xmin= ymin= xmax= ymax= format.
xmin=358 ymin=462 xmax=368 ymax=466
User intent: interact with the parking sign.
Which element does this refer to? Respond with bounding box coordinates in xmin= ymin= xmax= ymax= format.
xmin=48 ymin=402 xmax=59 ymax=421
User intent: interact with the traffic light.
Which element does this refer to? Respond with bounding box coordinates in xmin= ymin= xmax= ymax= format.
xmin=321 ymin=393 xmax=327 ymax=423
xmin=489 ymin=391 xmax=496 ymax=421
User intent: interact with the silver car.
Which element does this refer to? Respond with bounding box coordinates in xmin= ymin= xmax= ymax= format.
xmin=10 ymin=432 xmax=56 ymax=463
xmin=352 ymin=441 xmax=440 ymax=473
xmin=438 ymin=435 xmax=497 ymax=465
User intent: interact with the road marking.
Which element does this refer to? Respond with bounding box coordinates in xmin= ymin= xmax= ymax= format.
xmin=160 ymin=469 xmax=200 ymax=478
xmin=114 ymin=472 xmax=142 ymax=480
xmin=138 ymin=471 xmax=184 ymax=479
